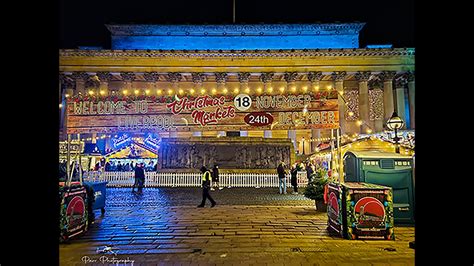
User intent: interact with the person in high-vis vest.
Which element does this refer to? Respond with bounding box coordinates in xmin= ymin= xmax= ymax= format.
xmin=197 ymin=166 xmax=216 ymax=208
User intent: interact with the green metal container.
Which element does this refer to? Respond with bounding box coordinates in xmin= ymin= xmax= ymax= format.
xmin=343 ymin=151 xmax=415 ymax=225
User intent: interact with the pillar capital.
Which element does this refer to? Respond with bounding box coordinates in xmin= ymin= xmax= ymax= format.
xmin=71 ymin=71 xmax=90 ymax=81
xmin=378 ymin=71 xmax=397 ymax=82
xmin=331 ymin=71 xmax=347 ymax=82
xmin=191 ymin=72 xmax=205 ymax=84
xmin=120 ymin=72 xmax=136 ymax=82
xmin=259 ymin=72 xmax=274 ymax=83
xmin=143 ymin=72 xmax=160 ymax=82
xmin=355 ymin=71 xmax=372 ymax=82
xmin=395 ymin=76 xmax=408 ymax=88
xmin=307 ymin=71 xmax=323 ymax=82
xmin=215 ymin=72 xmax=228 ymax=84
xmin=283 ymin=72 xmax=298 ymax=83
xmin=96 ymin=71 xmax=114 ymax=82
xmin=238 ymin=72 xmax=251 ymax=83
xmin=59 ymin=73 xmax=74 ymax=87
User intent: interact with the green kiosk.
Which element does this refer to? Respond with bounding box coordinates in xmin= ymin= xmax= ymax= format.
xmin=343 ymin=150 xmax=415 ymax=225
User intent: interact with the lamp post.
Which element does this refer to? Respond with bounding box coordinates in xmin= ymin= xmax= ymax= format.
xmin=386 ymin=111 xmax=404 ymax=153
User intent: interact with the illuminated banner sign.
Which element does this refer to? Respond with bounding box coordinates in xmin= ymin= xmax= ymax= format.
xmin=66 ymin=93 xmax=338 ymax=134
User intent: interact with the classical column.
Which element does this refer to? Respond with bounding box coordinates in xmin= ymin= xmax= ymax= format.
xmin=288 ymin=130 xmax=297 ymax=152
xmin=71 ymin=72 xmax=89 ymax=96
xmin=307 ymin=71 xmax=323 ymax=91
xmin=144 ymin=72 xmax=160 ymax=95
xmin=332 ymin=71 xmax=347 ymax=134
xmin=192 ymin=73 xmax=205 ymax=94
xmin=380 ymin=71 xmax=396 ymax=123
xmin=407 ymin=71 xmax=415 ymax=129
xmin=260 ymin=72 xmax=274 ymax=92
xmin=238 ymin=72 xmax=251 ymax=93
xmin=369 ymin=78 xmax=384 ymax=133
xmin=121 ymin=72 xmax=136 ymax=94
xmin=215 ymin=72 xmax=227 ymax=93
xmin=395 ymin=76 xmax=408 ymax=129
xmin=97 ymin=72 xmax=113 ymax=96
xmin=310 ymin=129 xmax=321 ymax=152
xmin=284 ymin=72 xmax=298 ymax=93
xmin=355 ymin=71 xmax=371 ymax=133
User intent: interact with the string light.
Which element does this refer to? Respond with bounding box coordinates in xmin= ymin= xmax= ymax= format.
xmin=134 ymin=89 xmax=140 ymax=95
xmin=179 ymin=89 xmax=184 ymax=95
xmin=190 ymin=88 xmax=195 ymax=94
xmin=245 ymin=88 xmax=250 ymax=93
xmin=88 ymin=90 xmax=94 ymax=95
xmin=200 ymin=88 xmax=206 ymax=95
xmin=99 ymin=90 xmax=105 ymax=95
xmin=279 ymin=87 xmax=285 ymax=93
xmin=267 ymin=87 xmax=273 ymax=93
xmin=59 ymin=103 xmax=63 ymax=108
xmin=291 ymin=86 xmax=297 ymax=93
xmin=302 ymin=86 xmax=308 ymax=92
xmin=65 ymin=94 xmax=70 ymax=98
xmin=348 ymin=111 xmax=354 ymax=117
xmin=326 ymin=85 xmax=332 ymax=90
xmin=233 ymin=88 xmax=239 ymax=94
xmin=313 ymin=85 xmax=320 ymax=91
xmin=123 ymin=90 xmax=129 ymax=95
xmin=256 ymin=87 xmax=262 ymax=94
xmin=366 ymin=128 xmax=372 ymax=134
xmin=156 ymin=89 xmax=162 ymax=95
xmin=356 ymin=120 xmax=363 ymax=126
xmin=222 ymin=88 xmax=228 ymax=94
xmin=211 ymin=88 xmax=217 ymax=95
xmin=167 ymin=89 xmax=173 ymax=95
xmin=145 ymin=89 xmax=150 ymax=95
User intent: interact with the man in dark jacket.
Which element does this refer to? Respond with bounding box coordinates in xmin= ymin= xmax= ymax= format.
xmin=133 ymin=163 xmax=145 ymax=194
xmin=277 ymin=161 xmax=287 ymax=194
xmin=197 ymin=166 xmax=216 ymax=208
xmin=306 ymin=163 xmax=314 ymax=183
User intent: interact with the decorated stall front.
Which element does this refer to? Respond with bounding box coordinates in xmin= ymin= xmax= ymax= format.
xmin=327 ymin=182 xmax=395 ymax=240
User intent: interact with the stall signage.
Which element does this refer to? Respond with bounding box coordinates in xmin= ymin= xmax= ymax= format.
xmin=112 ymin=134 xmax=131 ymax=148
xmin=244 ymin=112 xmax=273 ymax=126
xmin=354 ymin=197 xmax=386 ymax=228
xmin=144 ymin=134 xmax=160 ymax=150
xmin=167 ymin=95 xmax=236 ymax=126
xmin=67 ymin=93 xmax=338 ymax=134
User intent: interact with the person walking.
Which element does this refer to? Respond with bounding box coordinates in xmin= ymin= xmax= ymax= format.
xmin=277 ymin=161 xmax=287 ymax=194
xmin=211 ymin=165 xmax=222 ymax=190
xmin=306 ymin=162 xmax=314 ymax=183
xmin=132 ymin=163 xmax=145 ymax=194
xmin=290 ymin=163 xmax=298 ymax=194
xmin=137 ymin=163 xmax=146 ymax=194
xmin=197 ymin=166 xmax=216 ymax=208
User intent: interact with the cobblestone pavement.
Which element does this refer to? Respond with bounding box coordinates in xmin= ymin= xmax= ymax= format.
xmin=60 ymin=188 xmax=415 ymax=265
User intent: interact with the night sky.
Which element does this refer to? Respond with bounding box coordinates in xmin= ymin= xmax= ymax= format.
xmin=59 ymin=0 xmax=414 ymax=49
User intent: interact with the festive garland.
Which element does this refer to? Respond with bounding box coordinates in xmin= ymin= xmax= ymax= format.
xmin=66 ymin=90 xmax=338 ymax=103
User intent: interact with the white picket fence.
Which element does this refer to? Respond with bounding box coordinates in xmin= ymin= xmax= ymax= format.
xmin=83 ymin=171 xmax=309 ymax=188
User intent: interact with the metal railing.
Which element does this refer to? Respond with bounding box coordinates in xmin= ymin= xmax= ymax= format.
xmin=83 ymin=171 xmax=309 ymax=188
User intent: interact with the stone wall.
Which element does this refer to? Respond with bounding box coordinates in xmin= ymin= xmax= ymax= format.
xmin=158 ymin=137 xmax=294 ymax=170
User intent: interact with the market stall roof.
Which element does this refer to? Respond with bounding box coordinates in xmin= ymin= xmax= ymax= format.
xmin=106 ymin=141 xmax=157 ymax=159
xmin=83 ymin=143 xmax=103 ymax=155
xmin=346 ymin=150 xmax=412 ymax=159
